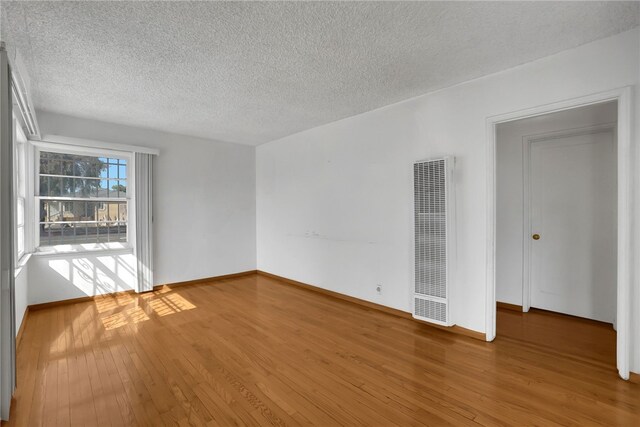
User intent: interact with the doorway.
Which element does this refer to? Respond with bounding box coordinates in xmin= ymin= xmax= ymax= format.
xmin=495 ymin=101 xmax=618 ymax=366
xmin=485 ymin=87 xmax=632 ymax=380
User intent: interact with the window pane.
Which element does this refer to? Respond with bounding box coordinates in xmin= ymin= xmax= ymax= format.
xmin=77 ymin=155 xmax=101 ymax=177
xmin=39 ymin=156 xmax=49 ymax=175
xmin=50 ymin=159 xmax=61 ymax=175
xmin=41 ymin=200 xmax=59 ymax=222
xmin=39 ymin=222 xmax=128 ymax=246
xmin=38 ymin=199 xmax=128 ymax=246
xmin=15 ymin=129 xmax=27 ymax=259
xmin=98 ymin=179 xmax=109 ymax=197
xmin=39 ymin=176 xmax=49 ymax=196
xmin=39 ymin=152 xmax=118 ymax=179
xmin=39 ymin=175 xmax=61 ymax=197
xmin=17 ymin=144 xmax=26 ymax=196
xmin=39 ymin=152 xmax=127 ymax=200
xmin=38 ymin=151 xmax=129 ymax=247
xmin=62 ymin=177 xmax=74 ymax=197
xmin=17 ymin=226 xmax=24 ymax=256
xmin=113 ymin=223 xmax=127 ymax=242
xmin=40 ymin=200 xmax=99 ymax=222
xmin=109 ymin=181 xmax=127 ymax=198
xmin=108 ymin=164 xmax=118 ymax=180
xmin=118 ymin=181 xmax=127 ymax=198
xmin=118 ymin=203 xmax=127 ymax=221
xmin=16 ymin=198 xmax=24 ymax=227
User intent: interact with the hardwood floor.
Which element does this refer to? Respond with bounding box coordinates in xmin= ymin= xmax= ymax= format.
xmin=497 ymin=306 xmax=617 ymax=367
xmin=5 ymin=274 xmax=640 ymax=426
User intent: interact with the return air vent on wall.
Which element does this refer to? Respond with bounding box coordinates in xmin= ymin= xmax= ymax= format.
xmin=413 ymin=157 xmax=455 ymax=326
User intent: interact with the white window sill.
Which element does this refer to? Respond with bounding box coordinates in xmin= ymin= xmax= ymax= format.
xmin=34 ymin=243 xmax=133 ymax=257
xmin=14 ymin=253 xmax=32 ymax=278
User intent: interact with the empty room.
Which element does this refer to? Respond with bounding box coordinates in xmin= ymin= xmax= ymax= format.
xmin=0 ymin=1 xmax=639 ymax=425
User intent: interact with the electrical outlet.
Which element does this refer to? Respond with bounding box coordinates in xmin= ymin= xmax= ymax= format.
xmin=376 ymin=284 xmax=382 ymax=295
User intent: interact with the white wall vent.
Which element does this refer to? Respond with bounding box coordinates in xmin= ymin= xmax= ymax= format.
xmin=413 ymin=157 xmax=455 ymax=326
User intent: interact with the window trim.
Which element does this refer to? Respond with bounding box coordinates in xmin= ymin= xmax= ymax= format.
xmin=33 ymin=142 xmax=134 ymax=253
xmin=38 ymin=134 xmax=159 ymax=156
xmin=13 ymin=116 xmax=27 ymax=263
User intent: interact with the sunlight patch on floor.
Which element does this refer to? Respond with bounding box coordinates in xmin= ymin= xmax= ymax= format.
xmin=98 ymin=292 xmax=197 ymax=329
xmin=94 ymin=294 xmax=136 ymax=313
xmin=147 ymin=293 xmax=196 ymax=317
xmin=101 ymin=306 xmax=150 ymax=330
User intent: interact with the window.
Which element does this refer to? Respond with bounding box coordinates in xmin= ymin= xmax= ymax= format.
xmin=14 ymin=119 xmax=27 ymax=260
xmin=36 ymin=149 xmax=129 ymax=247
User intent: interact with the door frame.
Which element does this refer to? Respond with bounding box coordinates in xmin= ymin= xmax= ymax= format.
xmin=522 ymin=123 xmax=617 ymax=313
xmin=0 ymin=45 xmax=16 ymax=420
xmin=485 ymin=87 xmax=633 ymax=380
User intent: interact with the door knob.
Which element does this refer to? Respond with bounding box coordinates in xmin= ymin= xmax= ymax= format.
xmin=532 ymin=234 xmax=540 ymax=240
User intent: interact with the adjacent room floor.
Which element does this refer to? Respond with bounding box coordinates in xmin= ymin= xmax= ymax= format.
xmin=497 ymin=305 xmax=617 ymax=367
xmin=6 ymin=274 xmax=640 ymax=426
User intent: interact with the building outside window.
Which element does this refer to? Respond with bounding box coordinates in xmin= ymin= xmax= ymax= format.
xmin=36 ymin=148 xmax=129 ymax=248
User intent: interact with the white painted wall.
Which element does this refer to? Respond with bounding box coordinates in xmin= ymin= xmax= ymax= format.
xmin=28 ymin=250 xmax=136 ymax=305
xmin=256 ymin=29 xmax=639 ymax=371
xmin=14 ymin=259 xmax=27 ymax=334
xmin=28 ymin=112 xmax=256 ymax=303
xmin=496 ymin=102 xmax=618 ymax=306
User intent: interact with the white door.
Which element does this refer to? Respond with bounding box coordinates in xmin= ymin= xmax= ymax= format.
xmin=529 ymin=128 xmax=616 ymax=324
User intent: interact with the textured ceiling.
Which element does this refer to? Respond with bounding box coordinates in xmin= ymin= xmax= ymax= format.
xmin=1 ymin=1 xmax=638 ymax=146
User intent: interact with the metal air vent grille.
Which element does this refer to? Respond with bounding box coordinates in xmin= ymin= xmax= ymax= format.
xmin=412 ymin=157 xmax=454 ymax=326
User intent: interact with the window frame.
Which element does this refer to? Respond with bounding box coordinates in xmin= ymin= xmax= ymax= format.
xmin=33 ymin=141 xmax=134 ymax=253
xmin=13 ymin=116 xmax=27 ymax=263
